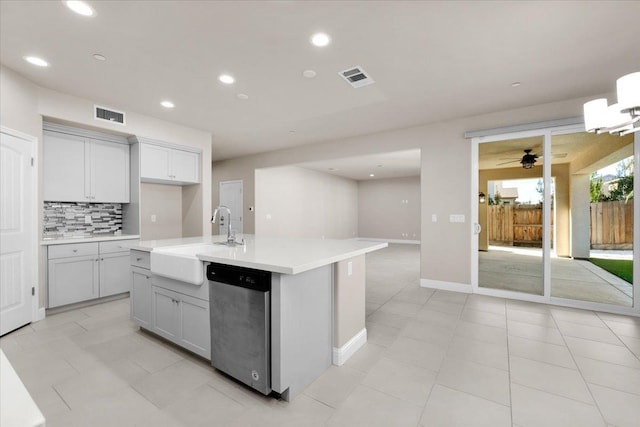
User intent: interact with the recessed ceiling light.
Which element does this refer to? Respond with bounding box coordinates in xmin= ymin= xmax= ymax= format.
xmin=328 ymin=168 xmax=339 ymax=171
xmin=311 ymin=32 xmax=331 ymax=47
xmin=160 ymin=100 xmax=175 ymax=109
xmin=23 ymin=56 xmax=49 ymax=67
xmin=64 ymin=1 xmax=95 ymax=17
xmin=511 ymin=82 xmax=521 ymax=87
xmin=289 ymin=130 xmax=295 ymax=134
xmin=219 ymin=74 xmax=235 ymax=84
xmin=377 ymin=164 xmax=383 ymax=167
xmin=92 ymin=53 xmax=106 ymax=61
xmin=369 ymin=173 xmax=375 ymax=177
xmin=303 ymin=70 xmax=317 ymax=79
xmin=236 ymin=93 xmax=249 ymax=100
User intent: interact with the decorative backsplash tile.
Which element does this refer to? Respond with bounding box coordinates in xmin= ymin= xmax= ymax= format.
xmin=43 ymin=202 xmax=123 ymax=238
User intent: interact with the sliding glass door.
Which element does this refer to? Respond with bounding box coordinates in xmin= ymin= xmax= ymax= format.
xmin=549 ymin=130 xmax=634 ymax=307
xmin=472 ymin=125 xmax=639 ymax=315
xmin=477 ymin=135 xmax=545 ymax=296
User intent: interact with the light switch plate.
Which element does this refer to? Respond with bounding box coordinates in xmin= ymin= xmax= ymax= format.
xmin=431 ymin=214 xmax=437 ymax=222
xmin=347 ymin=261 xmax=353 ymax=276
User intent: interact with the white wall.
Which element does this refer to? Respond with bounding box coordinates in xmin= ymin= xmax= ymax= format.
xmin=213 ymin=94 xmax=604 ymax=287
xmin=358 ymin=176 xmax=420 ymax=241
xmin=255 ymin=166 xmax=358 ymax=239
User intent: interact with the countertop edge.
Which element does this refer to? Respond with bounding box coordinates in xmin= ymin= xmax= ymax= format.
xmin=196 ymin=242 xmax=388 ymax=274
xmin=41 ymin=235 xmax=140 ymax=246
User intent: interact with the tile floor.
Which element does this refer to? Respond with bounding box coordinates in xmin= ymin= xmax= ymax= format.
xmin=1 ymin=244 xmax=640 ymax=426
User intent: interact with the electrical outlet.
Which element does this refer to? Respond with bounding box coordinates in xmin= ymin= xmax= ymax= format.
xmin=431 ymin=214 xmax=437 ymax=222
xmin=151 ymin=214 xmax=157 ymax=223
xmin=449 ymin=214 xmax=465 ymax=223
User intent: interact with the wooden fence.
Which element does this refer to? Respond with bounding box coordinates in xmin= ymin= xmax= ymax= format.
xmin=590 ymin=200 xmax=633 ymax=250
xmin=488 ymin=201 xmax=633 ymax=250
xmin=488 ymin=204 xmax=552 ymax=248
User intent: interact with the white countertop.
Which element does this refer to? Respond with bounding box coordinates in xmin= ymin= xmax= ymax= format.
xmin=1 ymin=350 xmax=45 ymax=427
xmin=127 ymin=235 xmax=388 ymax=274
xmin=41 ymin=234 xmax=140 ymax=246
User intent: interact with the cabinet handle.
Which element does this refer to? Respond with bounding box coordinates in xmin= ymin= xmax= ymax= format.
xmin=100 ymin=258 xmax=104 ymax=261
xmin=145 ymin=276 xmax=150 ymax=279
xmin=136 ymin=257 xmax=143 ymax=261
xmin=95 ymin=259 xmax=99 ymax=262
xmin=73 ymin=249 xmax=78 ymax=253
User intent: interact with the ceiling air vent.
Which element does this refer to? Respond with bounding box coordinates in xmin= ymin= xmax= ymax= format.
xmin=339 ymin=66 xmax=374 ymax=88
xmin=94 ymin=105 xmax=126 ymax=125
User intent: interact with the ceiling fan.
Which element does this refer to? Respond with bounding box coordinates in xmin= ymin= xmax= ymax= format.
xmin=496 ymin=149 xmax=566 ymax=169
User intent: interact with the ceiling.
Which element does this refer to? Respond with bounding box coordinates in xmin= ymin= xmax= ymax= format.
xmin=1 ymin=1 xmax=639 ymax=161
xmin=298 ymin=149 xmax=420 ymax=181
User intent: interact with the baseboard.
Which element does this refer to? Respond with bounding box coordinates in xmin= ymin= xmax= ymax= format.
xmin=332 ymin=328 xmax=367 ymax=366
xmin=420 ymin=279 xmax=472 ymax=293
xmin=356 ymin=237 xmax=420 ymax=245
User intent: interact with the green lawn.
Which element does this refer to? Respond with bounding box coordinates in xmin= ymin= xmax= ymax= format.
xmin=589 ymin=258 xmax=633 ymax=284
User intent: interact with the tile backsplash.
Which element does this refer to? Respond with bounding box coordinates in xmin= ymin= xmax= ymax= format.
xmin=43 ymin=202 xmax=123 ymax=238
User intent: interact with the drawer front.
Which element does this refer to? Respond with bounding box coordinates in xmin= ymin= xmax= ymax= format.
xmin=99 ymin=239 xmax=133 ymax=254
xmin=130 ymin=250 xmax=151 ymax=270
xmin=48 ymin=242 xmax=99 ymax=260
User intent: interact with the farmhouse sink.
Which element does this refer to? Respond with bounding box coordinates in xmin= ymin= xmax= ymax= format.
xmin=151 ymin=244 xmax=225 ymax=285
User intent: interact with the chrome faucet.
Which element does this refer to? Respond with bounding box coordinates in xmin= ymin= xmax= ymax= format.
xmin=212 ymin=205 xmax=242 ymax=245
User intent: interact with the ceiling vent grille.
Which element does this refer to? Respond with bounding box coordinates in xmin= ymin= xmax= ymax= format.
xmin=339 ymin=66 xmax=374 ymax=88
xmin=94 ymin=105 xmax=126 ymax=125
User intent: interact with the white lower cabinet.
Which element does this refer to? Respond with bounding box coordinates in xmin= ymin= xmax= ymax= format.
xmin=150 ymin=285 xmax=210 ymax=359
xmin=99 ymin=253 xmax=131 ymax=297
xmin=48 ymin=255 xmax=99 ymax=307
xmin=47 ymin=240 xmax=132 ymax=308
xmin=131 ymin=267 xmax=152 ymax=328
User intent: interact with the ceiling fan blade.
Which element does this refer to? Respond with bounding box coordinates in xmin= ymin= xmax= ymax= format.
xmin=497 ymin=157 xmax=521 ymax=161
xmin=496 ymin=160 xmax=519 ymax=166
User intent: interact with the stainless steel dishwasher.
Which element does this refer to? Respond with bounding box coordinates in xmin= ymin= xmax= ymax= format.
xmin=207 ymin=263 xmax=272 ymax=395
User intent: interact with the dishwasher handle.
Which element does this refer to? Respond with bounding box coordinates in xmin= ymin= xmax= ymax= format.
xmin=206 ymin=262 xmax=271 ymax=292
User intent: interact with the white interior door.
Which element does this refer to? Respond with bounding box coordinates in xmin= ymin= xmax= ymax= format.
xmin=219 ymin=180 xmax=243 ymax=234
xmin=1 ymin=128 xmax=36 ymax=336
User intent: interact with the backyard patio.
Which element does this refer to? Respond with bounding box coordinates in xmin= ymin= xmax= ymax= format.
xmin=479 ymin=246 xmax=633 ymax=307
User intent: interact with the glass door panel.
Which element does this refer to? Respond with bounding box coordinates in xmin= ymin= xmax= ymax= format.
xmin=478 ymin=136 xmax=545 ymax=295
xmin=550 ymin=131 xmax=634 ymax=307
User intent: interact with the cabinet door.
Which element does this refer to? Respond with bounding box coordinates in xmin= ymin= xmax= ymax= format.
xmin=140 ymin=144 xmax=172 ymax=181
xmin=131 ymin=267 xmax=151 ymax=328
xmin=171 ymin=149 xmax=200 ymax=184
xmin=179 ymin=294 xmax=210 ymax=359
xmin=91 ymin=140 xmax=130 ymax=203
xmin=43 ymin=132 xmax=88 ymax=202
xmin=99 ymin=252 xmax=131 ymax=297
xmin=151 ymin=286 xmax=180 ymax=342
xmin=48 ymin=255 xmax=99 ymax=307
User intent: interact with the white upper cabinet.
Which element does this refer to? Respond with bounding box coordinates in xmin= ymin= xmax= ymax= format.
xmin=91 ymin=140 xmax=130 ymax=203
xmin=43 ymin=132 xmax=87 ymax=202
xmin=171 ymin=149 xmax=199 ymax=183
xmin=140 ymin=143 xmax=172 ymax=181
xmin=44 ymin=130 xmax=130 ymax=203
xmin=140 ymin=142 xmax=200 ymax=185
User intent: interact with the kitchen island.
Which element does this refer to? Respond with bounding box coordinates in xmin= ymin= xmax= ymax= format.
xmin=125 ymin=235 xmax=386 ymax=400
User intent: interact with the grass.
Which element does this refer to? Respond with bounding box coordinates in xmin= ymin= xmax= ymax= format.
xmin=588 ymin=258 xmax=633 ymax=284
